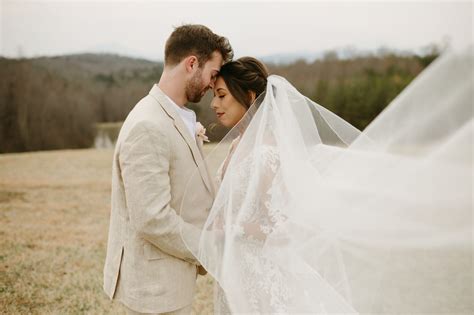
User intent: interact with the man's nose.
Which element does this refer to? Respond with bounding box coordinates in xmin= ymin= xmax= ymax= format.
xmin=209 ymin=76 xmax=217 ymax=89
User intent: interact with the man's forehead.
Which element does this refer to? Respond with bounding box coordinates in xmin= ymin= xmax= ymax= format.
xmin=207 ymin=63 xmax=221 ymax=72
xmin=206 ymin=52 xmax=223 ymax=70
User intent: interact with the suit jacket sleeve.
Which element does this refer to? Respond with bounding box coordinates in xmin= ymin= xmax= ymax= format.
xmin=119 ymin=121 xmax=201 ymax=265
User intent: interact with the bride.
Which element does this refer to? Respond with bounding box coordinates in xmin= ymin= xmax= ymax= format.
xmin=182 ymin=51 xmax=473 ymax=314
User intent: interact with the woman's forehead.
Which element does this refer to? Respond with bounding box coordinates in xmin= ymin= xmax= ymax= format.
xmin=214 ymin=77 xmax=228 ymax=91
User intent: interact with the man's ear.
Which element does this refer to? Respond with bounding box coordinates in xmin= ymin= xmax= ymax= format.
xmin=184 ymin=56 xmax=199 ymax=73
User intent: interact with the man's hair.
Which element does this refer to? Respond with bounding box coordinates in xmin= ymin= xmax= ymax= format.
xmin=164 ymin=24 xmax=233 ymax=67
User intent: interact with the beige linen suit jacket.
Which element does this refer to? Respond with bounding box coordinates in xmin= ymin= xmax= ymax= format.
xmin=103 ymin=85 xmax=214 ymax=313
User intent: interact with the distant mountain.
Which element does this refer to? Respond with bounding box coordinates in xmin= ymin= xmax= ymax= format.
xmin=85 ymin=43 xmax=160 ymax=62
xmin=258 ymin=45 xmax=434 ymax=65
xmin=259 ymin=51 xmax=326 ymax=65
xmin=32 ymin=53 xmax=160 ymax=78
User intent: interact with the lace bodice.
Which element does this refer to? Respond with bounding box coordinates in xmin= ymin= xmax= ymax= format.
xmin=213 ymin=140 xmax=293 ymax=313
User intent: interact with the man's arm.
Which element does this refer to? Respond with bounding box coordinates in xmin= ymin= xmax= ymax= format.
xmin=120 ymin=122 xmax=200 ymax=264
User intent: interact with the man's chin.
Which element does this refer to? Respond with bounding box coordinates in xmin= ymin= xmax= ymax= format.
xmin=189 ymin=91 xmax=207 ymax=103
xmin=189 ymin=96 xmax=203 ymax=103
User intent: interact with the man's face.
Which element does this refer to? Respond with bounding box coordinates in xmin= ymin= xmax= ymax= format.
xmin=186 ymin=51 xmax=223 ymax=103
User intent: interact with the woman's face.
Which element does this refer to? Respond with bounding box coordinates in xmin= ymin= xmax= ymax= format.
xmin=211 ymin=77 xmax=247 ymax=128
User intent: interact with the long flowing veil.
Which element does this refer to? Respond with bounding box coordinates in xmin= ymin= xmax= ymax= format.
xmin=181 ymin=47 xmax=473 ymax=314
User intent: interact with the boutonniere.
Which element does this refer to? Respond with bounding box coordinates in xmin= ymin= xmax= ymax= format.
xmin=196 ymin=122 xmax=210 ymax=145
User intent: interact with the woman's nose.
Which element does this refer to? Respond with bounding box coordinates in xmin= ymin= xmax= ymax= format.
xmin=211 ymin=99 xmax=218 ymax=110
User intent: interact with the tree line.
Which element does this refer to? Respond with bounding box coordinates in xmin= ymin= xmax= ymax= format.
xmin=0 ymin=50 xmax=438 ymax=153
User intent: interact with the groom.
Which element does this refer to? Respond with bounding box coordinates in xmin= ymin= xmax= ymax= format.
xmin=103 ymin=24 xmax=233 ymax=314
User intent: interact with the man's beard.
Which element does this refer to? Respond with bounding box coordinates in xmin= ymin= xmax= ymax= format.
xmin=186 ymin=70 xmax=208 ymax=103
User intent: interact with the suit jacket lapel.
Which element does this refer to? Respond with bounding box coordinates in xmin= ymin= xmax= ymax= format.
xmin=196 ymin=136 xmax=216 ymax=197
xmin=148 ymin=85 xmax=214 ymax=196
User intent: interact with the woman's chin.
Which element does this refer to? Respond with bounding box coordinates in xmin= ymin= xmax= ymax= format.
xmin=218 ymin=119 xmax=229 ymax=128
xmin=217 ymin=118 xmax=236 ymax=129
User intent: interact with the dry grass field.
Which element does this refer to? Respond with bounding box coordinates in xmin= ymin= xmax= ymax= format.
xmin=0 ymin=147 xmax=218 ymax=314
xmin=2 ymin=145 xmax=470 ymax=314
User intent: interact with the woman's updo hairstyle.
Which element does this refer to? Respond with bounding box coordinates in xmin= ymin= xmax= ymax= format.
xmin=218 ymin=57 xmax=269 ymax=109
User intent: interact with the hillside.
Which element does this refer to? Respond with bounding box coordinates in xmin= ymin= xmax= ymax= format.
xmin=0 ymin=51 xmax=437 ymax=153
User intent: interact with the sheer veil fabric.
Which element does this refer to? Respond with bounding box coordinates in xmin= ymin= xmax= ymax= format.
xmin=181 ymin=47 xmax=473 ymax=314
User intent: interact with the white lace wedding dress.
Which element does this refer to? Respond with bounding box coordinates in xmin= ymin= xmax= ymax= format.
xmin=214 ymin=139 xmax=293 ymax=314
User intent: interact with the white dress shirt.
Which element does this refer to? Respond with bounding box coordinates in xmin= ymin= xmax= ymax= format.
xmin=164 ymin=94 xmax=197 ymax=139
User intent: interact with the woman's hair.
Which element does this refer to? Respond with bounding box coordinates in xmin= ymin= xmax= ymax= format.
xmin=219 ymin=57 xmax=269 ymax=109
xmin=165 ymin=24 xmax=233 ymax=67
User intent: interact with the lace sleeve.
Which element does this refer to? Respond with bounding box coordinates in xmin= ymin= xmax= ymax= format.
xmin=236 ymin=145 xmax=288 ymax=242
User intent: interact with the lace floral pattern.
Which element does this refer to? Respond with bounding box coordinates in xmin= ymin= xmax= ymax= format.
xmin=213 ymin=143 xmax=293 ymax=313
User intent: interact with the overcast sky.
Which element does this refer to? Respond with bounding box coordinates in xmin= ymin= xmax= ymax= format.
xmin=1 ymin=0 xmax=472 ymax=61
